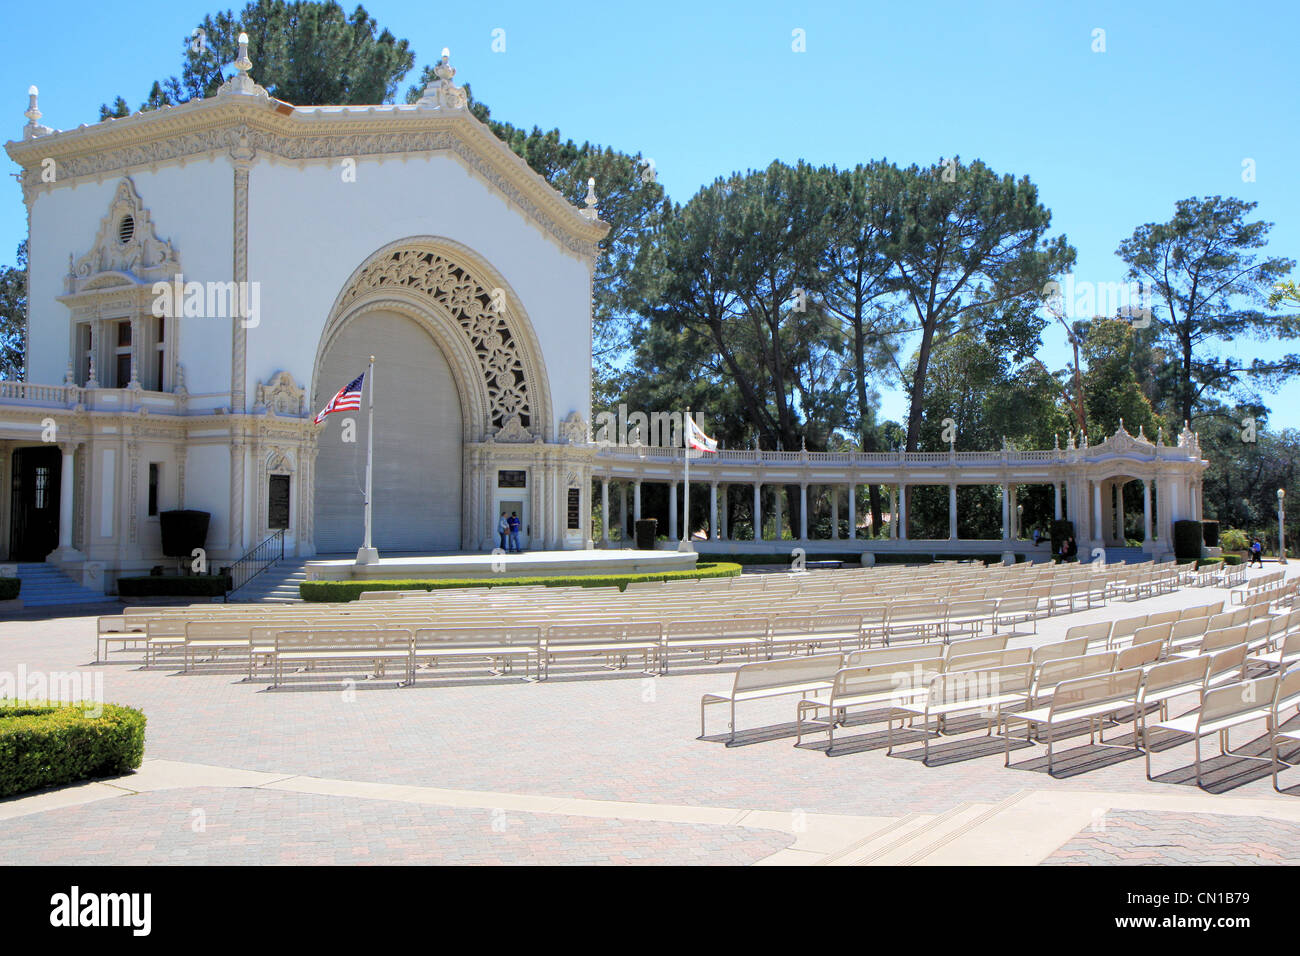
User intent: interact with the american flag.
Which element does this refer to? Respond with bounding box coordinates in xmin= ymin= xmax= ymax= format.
xmin=313 ymin=372 xmax=365 ymax=425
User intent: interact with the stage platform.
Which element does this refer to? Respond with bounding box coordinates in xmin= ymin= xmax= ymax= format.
xmin=304 ymin=548 xmax=699 ymax=582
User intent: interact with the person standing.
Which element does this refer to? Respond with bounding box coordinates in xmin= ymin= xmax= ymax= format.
xmin=1249 ymin=537 xmax=1264 ymax=568
xmin=509 ymin=511 xmax=522 ymax=553
xmin=497 ymin=512 xmax=509 ymax=552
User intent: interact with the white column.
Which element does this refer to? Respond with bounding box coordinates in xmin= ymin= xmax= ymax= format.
xmin=1142 ymin=479 xmax=1152 ymax=549
xmin=775 ymin=488 xmax=784 ymax=539
xmin=600 ymin=477 xmax=609 ymax=546
xmin=1093 ymin=481 xmax=1104 ymax=547
xmin=709 ymin=481 xmax=719 ymax=541
xmin=668 ymin=480 xmax=678 ymax=541
xmin=619 ymin=482 xmax=628 ymax=541
xmin=633 ymin=479 xmax=642 ymax=521
xmin=720 ymin=485 xmax=728 ymax=540
xmin=753 ymin=483 xmax=762 ymax=541
xmin=1054 ymin=482 xmax=1062 ymax=520
xmin=54 ymin=442 xmax=79 ymax=555
xmin=1001 ymin=484 xmax=1010 ymax=540
xmin=1115 ymin=482 xmax=1125 ymax=544
xmin=899 ymin=484 xmax=908 ymax=541
xmin=848 ymin=483 xmax=856 ymax=540
xmin=889 ymin=486 xmax=898 ymax=539
xmin=948 ymin=483 xmax=958 ymax=540
xmin=799 ymin=483 xmax=809 ymax=541
xmin=831 ymin=486 xmax=839 ymax=540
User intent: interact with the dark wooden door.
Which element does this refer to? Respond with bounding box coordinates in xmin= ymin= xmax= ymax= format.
xmin=9 ymin=446 xmax=61 ymax=561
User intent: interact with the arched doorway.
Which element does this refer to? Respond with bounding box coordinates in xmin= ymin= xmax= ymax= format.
xmin=313 ymin=309 xmax=464 ymax=552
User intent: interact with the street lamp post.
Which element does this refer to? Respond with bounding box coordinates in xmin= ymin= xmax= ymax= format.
xmin=1280 ymin=489 xmax=1287 ymax=565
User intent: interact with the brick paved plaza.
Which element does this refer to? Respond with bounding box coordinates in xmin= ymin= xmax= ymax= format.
xmin=2 ymin=565 xmax=1299 ymax=866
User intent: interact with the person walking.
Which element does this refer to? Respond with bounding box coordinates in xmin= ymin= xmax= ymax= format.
xmin=508 ymin=511 xmax=522 ymax=553
xmin=1249 ymin=537 xmax=1264 ymax=568
xmin=497 ymin=512 xmax=509 ymax=552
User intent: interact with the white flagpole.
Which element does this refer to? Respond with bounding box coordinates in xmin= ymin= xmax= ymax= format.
xmin=356 ymin=355 xmax=379 ymax=565
xmin=680 ymin=409 xmax=692 ymax=551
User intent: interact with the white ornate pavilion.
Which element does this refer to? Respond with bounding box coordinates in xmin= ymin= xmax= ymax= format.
xmin=0 ymin=40 xmax=1208 ymax=595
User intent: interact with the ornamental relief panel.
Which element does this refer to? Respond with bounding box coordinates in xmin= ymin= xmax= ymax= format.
xmin=339 ymin=248 xmax=534 ymax=433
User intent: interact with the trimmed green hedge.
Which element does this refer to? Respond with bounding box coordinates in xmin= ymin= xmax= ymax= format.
xmin=301 ymin=562 xmax=744 ymax=602
xmin=116 ymin=574 xmax=231 ymax=597
xmin=0 ymin=701 xmax=146 ymax=798
xmin=1222 ymin=554 xmax=1243 ymax=566
xmin=1196 ymin=557 xmax=1224 ymax=569
xmin=0 ymin=578 xmax=19 ymax=600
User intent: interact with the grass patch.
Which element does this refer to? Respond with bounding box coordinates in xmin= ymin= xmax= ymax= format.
xmin=300 ymin=561 xmax=744 ymax=602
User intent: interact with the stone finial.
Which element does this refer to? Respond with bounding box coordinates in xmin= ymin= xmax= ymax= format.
xmin=1066 ymin=431 xmax=1076 ymax=450
xmin=218 ymin=32 xmax=268 ymax=97
xmin=1053 ymin=433 xmax=1060 ymax=450
xmin=418 ymin=47 xmax=468 ymax=110
xmin=23 ymin=85 xmax=53 ymax=139
xmin=580 ymin=177 xmax=599 ymax=221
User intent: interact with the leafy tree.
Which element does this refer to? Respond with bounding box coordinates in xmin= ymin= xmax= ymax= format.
xmin=99 ymin=1 xmax=415 ymax=117
xmin=882 ymin=158 xmax=1075 ymax=451
xmin=1077 ymin=318 xmax=1166 ymax=439
xmin=0 ymin=242 xmax=26 ymax=380
xmin=1116 ymin=196 xmax=1297 ymax=428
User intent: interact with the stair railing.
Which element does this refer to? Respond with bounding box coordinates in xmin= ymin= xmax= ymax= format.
xmin=226 ymin=528 xmax=286 ymax=597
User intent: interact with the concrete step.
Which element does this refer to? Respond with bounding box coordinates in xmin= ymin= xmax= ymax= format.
xmin=12 ymin=563 xmax=110 ymax=606
xmin=228 ymin=560 xmax=310 ymax=603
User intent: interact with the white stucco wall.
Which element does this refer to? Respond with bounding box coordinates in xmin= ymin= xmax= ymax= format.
xmin=244 ymin=150 xmax=592 ymax=435
xmin=27 ymin=159 xmax=234 ymax=397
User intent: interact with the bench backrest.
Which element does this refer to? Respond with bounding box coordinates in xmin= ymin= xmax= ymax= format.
xmin=413 ymin=625 xmax=541 ymax=648
xmin=1132 ymin=622 xmax=1173 ymax=649
xmin=1109 ymin=615 xmax=1148 ymax=644
xmin=275 ymin=628 xmax=411 ymax=650
xmin=1049 ymin=670 xmax=1142 ymax=717
xmin=730 ymin=653 xmax=843 ymax=693
xmin=185 ymin=620 xmax=256 ymax=641
xmin=1033 ymin=636 xmax=1090 ymax=666
xmin=1035 ymin=651 xmax=1117 ymax=695
xmin=945 ymin=647 xmax=1032 ymax=672
xmin=845 ymin=644 xmax=944 ymax=668
xmin=944 ymin=634 xmax=1008 ymax=659
xmin=1206 ymin=644 xmax=1248 ymax=684
xmin=1116 ymin=639 xmax=1164 ymax=671
xmin=1199 ymin=674 xmax=1278 ymax=726
xmin=1200 ymin=624 xmax=1249 ymax=654
xmin=1275 ymin=666 xmax=1300 ymax=717
xmin=1142 ymin=655 xmax=1210 ymax=698
xmin=1146 ymin=610 xmax=1180 ymax=627
xmin=545 ymin=623 xmax=662 ymax=645
xmin=889 ymin=602 xmax=944 ymax=623
xmin=946 ymin=600 xmax=998 ymax=620
xmin=1065 ymin=621 xmax=1110 ymax=646
xmin=926 ymin=664 xmax=1035 ymax=706
xmin=831 ymin=659 xmax=943 ymax=699
xmin=1171 ymin=618 xmax=1208 ymax=643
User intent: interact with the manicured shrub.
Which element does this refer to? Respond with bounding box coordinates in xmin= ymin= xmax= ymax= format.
xmin=1196 ymin=556 xmax=1224 ymax=569
xmin=1173 ymin=520 xmax=1204 ymax=561
xmin=1222 ymin=554 xmax=1243 ymax=565
xmin=0 ymin=578 xmax=19 ymax=600
xmin=0 ymin=701 xmax=146 ymax=798
xmin=116 ymin=574 xmax=231 ymax=597
xmin=300 ymin=562 xmax=744 ymax=602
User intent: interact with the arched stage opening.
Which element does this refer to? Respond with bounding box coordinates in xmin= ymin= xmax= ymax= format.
xmin=313 ymin=308 xmax=464 ymax=552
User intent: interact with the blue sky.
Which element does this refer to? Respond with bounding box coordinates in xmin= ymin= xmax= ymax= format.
xmin=2 ymin=0 xmax=1297 ymax=428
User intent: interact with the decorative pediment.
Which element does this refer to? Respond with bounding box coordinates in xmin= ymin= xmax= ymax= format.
xmin=559 ymin=411 xmax=588 ymax=445
xmin=255 ymin=371 xmax=306 ymax=417
xmin=494 ymin=414 xmax=532 ymax=443
xmin=66 ymin=177 xmax=179 ymax=294
xmin=1090 ymin=420 xmax=1155 ymax=458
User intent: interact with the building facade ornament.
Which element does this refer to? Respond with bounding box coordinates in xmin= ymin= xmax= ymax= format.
xmin=559 ymin=411 xmax=588 ymax=444
xmin=417 ymin=49 xmax=469 ymax=111
xmin=66 ymin=177 xmax=179 ymax=292
xmin=255 ymin=371 xmax=306 ymax=417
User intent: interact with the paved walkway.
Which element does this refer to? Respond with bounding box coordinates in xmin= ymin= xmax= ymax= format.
xmin=1 ymin=564 xmax=1297 ymax=865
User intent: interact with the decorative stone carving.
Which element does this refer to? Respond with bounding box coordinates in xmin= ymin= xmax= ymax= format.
xmin=417 ymin=50 xmax=469 ymax=111
xmin=559 ymin=411 xmax=588 ymax=445
xmin=66 ymin=177 xmax=179 ymax=293
xmin=216 ymin=33 xmax=269 ymax=100
xmin=255 ymin=371 xmax=305 ymax=417
xmin=340 ymin=248 xmax=534 ymax=432
xmin=495 ymin=414 xmax=531 ymax=443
